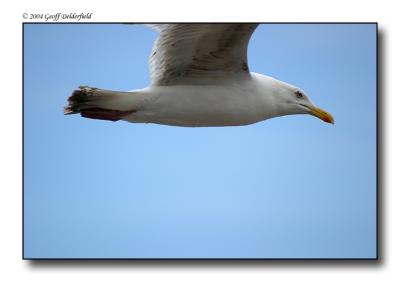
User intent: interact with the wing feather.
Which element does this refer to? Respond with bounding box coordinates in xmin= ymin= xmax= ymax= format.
xmin=147 ymin=23 xmax=259 ymax=85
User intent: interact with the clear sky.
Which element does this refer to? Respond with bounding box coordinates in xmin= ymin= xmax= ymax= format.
xmin=23 ymin=23 xmax=377 ymax=259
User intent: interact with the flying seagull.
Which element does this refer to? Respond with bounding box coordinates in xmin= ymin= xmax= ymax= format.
xmin=64 ymin=24 xmax=334 ymax=126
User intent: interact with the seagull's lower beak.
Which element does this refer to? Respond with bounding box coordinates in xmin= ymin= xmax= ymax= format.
xmin=307 ymin=105 xmax=334 ymax=124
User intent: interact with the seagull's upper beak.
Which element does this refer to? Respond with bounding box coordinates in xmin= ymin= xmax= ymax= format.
xmin=305 ymin=105 xmax=334 ymax=124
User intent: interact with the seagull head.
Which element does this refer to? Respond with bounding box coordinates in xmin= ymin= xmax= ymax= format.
xmin=273 ymin=82 xmax=334 ymax=124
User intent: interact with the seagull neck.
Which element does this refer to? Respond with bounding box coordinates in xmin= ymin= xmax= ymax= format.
xmin=251 ymin=73 xmax=284 ymax=118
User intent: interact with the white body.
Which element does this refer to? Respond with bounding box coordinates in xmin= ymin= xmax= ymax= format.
xmin=121 ymin=73 xmax=286 ymax=127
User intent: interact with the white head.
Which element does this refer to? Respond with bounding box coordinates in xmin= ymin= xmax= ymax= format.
xmin=260 ymin=75 xmax=334 ymax=124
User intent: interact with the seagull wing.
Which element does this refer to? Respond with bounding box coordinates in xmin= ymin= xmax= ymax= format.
xmin=146 ymin=24 xmax=259 ymax=86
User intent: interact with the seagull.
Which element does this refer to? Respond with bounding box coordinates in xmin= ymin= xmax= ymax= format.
xmin=64 ymin=24 xmax=334 ymax=127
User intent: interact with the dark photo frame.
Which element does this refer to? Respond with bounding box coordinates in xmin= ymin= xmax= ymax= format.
xmin=23 ymin=22 xmax=379 ymax=260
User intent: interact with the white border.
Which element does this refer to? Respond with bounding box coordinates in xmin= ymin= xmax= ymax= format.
xmin=1 ymin=0 xmax=398 ymax=281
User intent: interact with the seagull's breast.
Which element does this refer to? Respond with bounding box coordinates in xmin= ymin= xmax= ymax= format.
xmin=131 ymin=76 xmax=273 ymax=127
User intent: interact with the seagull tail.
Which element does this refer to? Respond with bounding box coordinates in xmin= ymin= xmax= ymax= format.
xmin=64 ymin=86 xmax=137 ymax=122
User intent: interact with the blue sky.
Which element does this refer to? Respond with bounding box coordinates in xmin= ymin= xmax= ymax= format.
xmin=23 ymin=23 xmax=376 ymax=259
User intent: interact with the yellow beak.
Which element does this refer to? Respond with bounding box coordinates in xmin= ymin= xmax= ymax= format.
xmin=307 ymin=106 xmax=334 ymax=124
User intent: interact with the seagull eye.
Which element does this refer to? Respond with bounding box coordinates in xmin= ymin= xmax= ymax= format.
xmin=295 ymin=91 xmax=304 ymax=98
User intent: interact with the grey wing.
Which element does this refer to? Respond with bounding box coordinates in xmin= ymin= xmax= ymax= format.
xmin=147 ymin=23 xmax=259 ymax=86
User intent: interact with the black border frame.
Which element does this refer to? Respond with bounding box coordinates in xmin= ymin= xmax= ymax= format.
xmin=22 ymin=22 xmax=379 ymax=261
